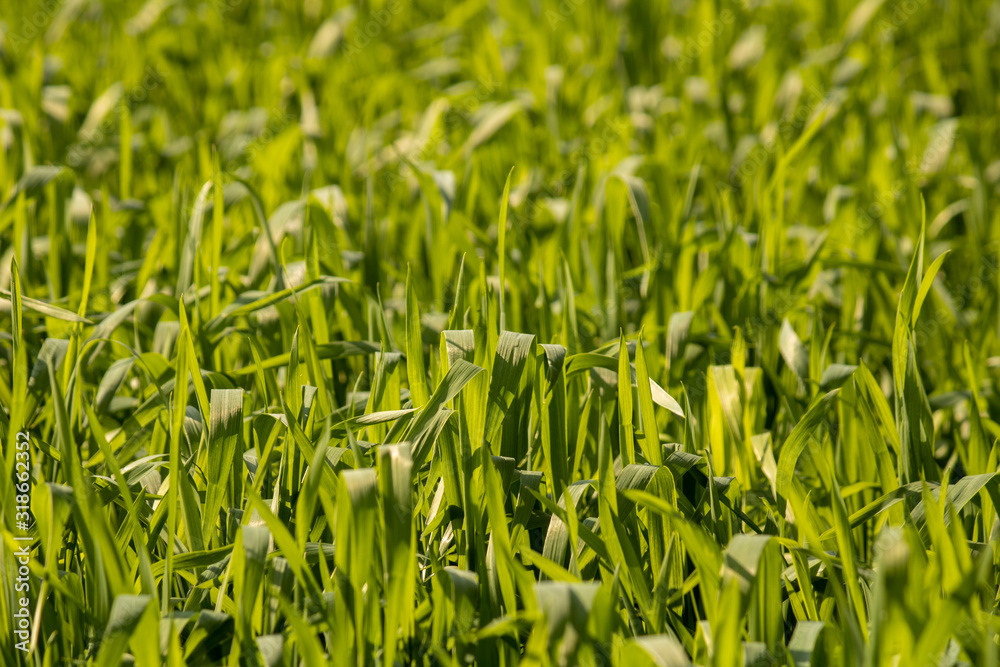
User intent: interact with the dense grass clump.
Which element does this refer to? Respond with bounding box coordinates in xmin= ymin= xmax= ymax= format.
xmin=1 ymin=0 xmax=1000 ymax=665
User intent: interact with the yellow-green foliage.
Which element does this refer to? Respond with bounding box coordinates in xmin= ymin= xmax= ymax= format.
xmin=1 ymin=0 xmax=999 ymax=665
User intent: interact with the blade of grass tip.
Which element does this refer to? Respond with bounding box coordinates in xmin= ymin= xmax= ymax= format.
xmin=497 ymin=166 xmax=514 ymax=332
xmin=5 ymin=257 xmax=26 ymax=496
xmin=176 ymin=181 xmax=214 ymax=298
xmin=95 ymin=184 xmax=109 ymax=299
xmin=893 ymin=207 xmax=929 ymax=483
xmin=364 ymin=167 xmax=379 ymax=295
xmin=10 ymin=256 xmax=21 ymax=357
xmin=912 ymin=249 xmax=951 ymax=325
xmin=0 ymin=289 xmax=92 ymax=323
xmin=211 ymin=155 xmax=224 ymax=323
xmin=64 ymin=206 xmax=98 ymax=393
xmin=406 ymin=265 xmax=431 ymax=407
xmin=247 ymin=336 xmax=270 ymax=406
xmin=285 ymin=327 xmax=303 ymax=423
xmin=180 ymin=306 xmax=212 ymax=432
xmin=633 ymin=331 xmax=661 ymax=466
xmin=853 ymin=367 xmax=902 ymax=525
xmin=618 ymin=332 xmax=636 ymax=466
xmin=362 ymin=341 xmax=394 ymax=442
xmin=962 ymin=343 xmax=991 ymax=483
xmin=561 ymin=254 xmax=580 ymax=353
xmin=11 ymin=190 xmax=24 ymax=267
xmin=305 ymin=218 xmax=336 ymax=413
xmin=447 ymin=253 xmax=468 ymax=331
xmin=372 ymin=291 xmax=396 ymax=351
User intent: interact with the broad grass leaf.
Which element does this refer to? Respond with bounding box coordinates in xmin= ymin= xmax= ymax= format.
xmin=202 ymin=389 xmax=244 ymax=546
xmin=94 ymin=595 xmax=154 ymax=667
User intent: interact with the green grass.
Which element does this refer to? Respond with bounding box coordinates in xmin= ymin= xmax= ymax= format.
xmin=1 ymin=0 xmax=1000 ymax=665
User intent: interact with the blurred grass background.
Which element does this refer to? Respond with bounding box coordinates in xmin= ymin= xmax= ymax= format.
xmin=1 ymin=0 xmax=1000 ymax=665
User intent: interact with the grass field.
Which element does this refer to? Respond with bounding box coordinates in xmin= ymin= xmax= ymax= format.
xmin=1 ymin=0 xmax=1000 ymax=665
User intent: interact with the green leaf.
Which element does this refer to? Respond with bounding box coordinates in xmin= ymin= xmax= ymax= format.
xmin=94 ymin=595 xmax=154 ymax=667
xmin=406 ymin=265 xmax=431 ymax=407
xmin=618 ymin=332 xmax=636 ymax=465
xmin=202 ymin=389 xmax=244 ymax=546
xmin=408 ymin=358 xmax=484 ymax=469
xmin=774 ymin=390 xmax=840 ymax=513
xmin=497 ymin=166 xmax=514 ymax=331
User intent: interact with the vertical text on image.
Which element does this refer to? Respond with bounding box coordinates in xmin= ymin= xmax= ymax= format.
xmin=12 ymin=429 xmax=34 ymax=653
